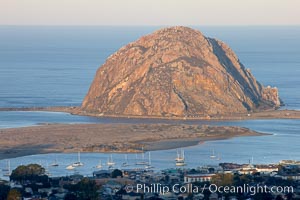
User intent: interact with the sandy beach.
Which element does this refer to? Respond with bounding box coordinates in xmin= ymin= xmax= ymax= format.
xmin=0 ymin=106 xmax=296 ymax=160
xmin=0 ymin=123 xmax=266 ymax=160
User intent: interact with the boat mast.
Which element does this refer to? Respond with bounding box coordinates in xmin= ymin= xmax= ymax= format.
xmin=142 ymin=147 xmax=145 ymax=160
xmin=8 ymin=160 xmax=10 ymax=173
xmin=148 ymin=152 xmax=151 ymax=165
xmin=78 ymin=151 xmax=81 ymax=163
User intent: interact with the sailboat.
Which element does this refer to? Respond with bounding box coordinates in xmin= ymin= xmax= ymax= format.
xmin=72 ymin=151 xmax=84 ymax=167
xmin=122 ymin=154 xmax=130 ymax=167
xmin=216 ymin=153 xmax=221 ymax=161
xmin=175 ymin=149 xmax=186 ymax=166
xmin=145 ymin=152 xmax=154 ymax=169
xmin=2 ymin=160 xmax=9 ymax=172
xmin=210 ymin=149 xmax=217 ymax=159
xmin=66 ymin=165 xmax=75 ymax=170
xmin=50 ymin=159 xmax=59 ymax=167
xmin=107 ymin=154 xmax=115 ymax=168
xmin=44 ymin=162 xmax=51 ymax=176
xmin=96 ymin=160 xmax=103 ymax=169
xmin=3 ymin=160 xmax=11 ymax=177
xmin=175 ymin=149 xmax=185 ymax=162
xmin=66 ymin=151 xmax=83 ymax=169
xmin=136 ymin=147 xmax=148 ymax=165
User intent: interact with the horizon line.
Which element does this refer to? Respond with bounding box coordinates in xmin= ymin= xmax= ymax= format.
xmin=1 ymin=24 xmax=300 ymax=27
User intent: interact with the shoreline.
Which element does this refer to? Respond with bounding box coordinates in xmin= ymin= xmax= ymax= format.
xmin=1 ymin=106 xmax=300 ymax=121
xmin=0 ymin=123 xmax=267 ymax=160
xmin=0 ymin=106 xmax=292 ymax=160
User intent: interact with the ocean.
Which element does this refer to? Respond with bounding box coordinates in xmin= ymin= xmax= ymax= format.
xmin=1 ymin=26 xmax=300 ymax=109
xmin=0 ymin=26 xmax=300 ymax=178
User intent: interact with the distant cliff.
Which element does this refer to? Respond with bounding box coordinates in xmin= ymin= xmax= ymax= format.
xmin=82 ymin=26 xmax=281 ymax=117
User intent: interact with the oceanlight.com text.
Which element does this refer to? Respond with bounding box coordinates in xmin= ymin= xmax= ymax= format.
xmin=126 ymin=183 xmax=294 ymax=196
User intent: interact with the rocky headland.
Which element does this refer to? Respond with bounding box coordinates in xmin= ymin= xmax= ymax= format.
xmin=82 ymin=26 xmax=282 ymax=118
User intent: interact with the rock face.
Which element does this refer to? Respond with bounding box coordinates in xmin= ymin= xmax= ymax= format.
xmin=82 ymin=26 xmax=281 ymax=117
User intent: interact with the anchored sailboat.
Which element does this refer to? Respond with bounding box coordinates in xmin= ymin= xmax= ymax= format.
xmin=216 ymin=153 xmax=221 ymax=161
xmin=72 ymin=151 xmax=84 ymax=167
xmin=145 ymin=152 xmax=154 ymax=169
xmin=122 ymin=154 xmax=130 ymax=167
xmin=107 ymin=154 xmax=115 ymax=168
xmin=50 ymin=159 xmax=59 ymax=167
xmin=175 ymin=149 xmax=186 ymax=166
xmin=66 ymin=165 xmax=75 ymax=170
xmin=66 ymin=151 xmax=83 ymax=170
xmin=210 ymin=149 xmax=217 ymax=159
xmin=175 ymin=149 xmax=185 ymax=162
xmin=3 ymin=160 xmax=11 ymax=177
xmin=44 ymin=163 xmax=51 ymax=176
xmin=96 ymin=160 xmax=103 ymax=169
xmin=136 ymin=147 xmax=148 ymax=165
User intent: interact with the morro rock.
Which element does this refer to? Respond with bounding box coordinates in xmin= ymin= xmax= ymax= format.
xmin=82 ymin=26 xmax=281 ymax=117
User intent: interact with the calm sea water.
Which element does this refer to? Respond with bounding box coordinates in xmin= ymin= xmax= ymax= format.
xmin=0 ymin=26 xmax=300 ymax=109
xmin=0 ymin=26 xmax=300 ymax=178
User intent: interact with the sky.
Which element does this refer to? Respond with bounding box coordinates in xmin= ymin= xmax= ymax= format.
xmin=0 ymin=0 xmax=299 ymax=26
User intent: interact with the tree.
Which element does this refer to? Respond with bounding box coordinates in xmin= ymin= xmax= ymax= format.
xmin=65 ymin=178 xmax=99 ymax=200
xmin=77 ymin=178 xmax=99 ymax=200
xmin=0 ymin=184 xmax=10 ymax=200
xmin=7 ymin=189 xmax=21 ymax=200
xmin=211 ymin=173 xmax=234 ymax=186
xmin=275 ymin=195 xmax=284 ymax=200
xmin=208 ymin=167 xmax=215 ymax=173
xmin=111 ymin=169 xmax=123 ymax=178
xmin=10 ymin=164 xmax=46 ymax=183
xmin=286 ymin=192 xmax=294 ymax=200
xmin=240 ymin=174 xmax=252 ymax=184
xmin=253 ymin=192 xmax=273 ymax=200
xmin=203 ymin=188 xmax=211 ymax=200
xmin=64 ymin=193 xmax=77 ymax=200
xmin=233 ymin=174 xmax=252 ymax=186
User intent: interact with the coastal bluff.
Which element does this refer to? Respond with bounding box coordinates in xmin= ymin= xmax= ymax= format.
xmin=82 ymin=26 xmax=281 ymax=117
